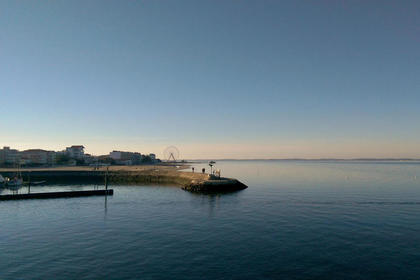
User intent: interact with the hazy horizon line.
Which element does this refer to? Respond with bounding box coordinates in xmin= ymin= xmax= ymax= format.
xmin=187 ymin=158 xmax=420 ymax=161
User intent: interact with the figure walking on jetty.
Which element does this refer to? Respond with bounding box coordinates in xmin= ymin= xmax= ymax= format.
xmin=192 ymin=167 xmax=195 ymax=173
xmin=202 ymin=168 xmax=205 ymax=174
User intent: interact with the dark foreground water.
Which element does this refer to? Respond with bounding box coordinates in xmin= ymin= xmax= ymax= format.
xmin=1 ymin=160 xmax=420 ymax=279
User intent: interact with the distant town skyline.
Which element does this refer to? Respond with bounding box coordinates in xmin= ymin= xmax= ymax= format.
xmin=1 ymin=1 xmax=419 ymax=159
xmin=1 ymin=142 xmax=419 ymax=160
xmin=0 ymin=145 xmax=157 ymax=167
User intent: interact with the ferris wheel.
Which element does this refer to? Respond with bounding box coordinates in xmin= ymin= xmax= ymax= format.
xmin=163 ymin=146 xmax=180 ymax=162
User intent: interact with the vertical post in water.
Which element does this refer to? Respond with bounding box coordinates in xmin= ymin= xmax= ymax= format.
xmin=105 ymin=166 xmax=109 ymax=192
xmin=28 ymin=171 xmax=31 ymax=194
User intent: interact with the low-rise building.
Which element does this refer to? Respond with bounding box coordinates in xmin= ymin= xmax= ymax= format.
xmin=109 ymin=150 xmax=142 ymax=165
xmin=83 ymin=153 xmax=95 ymax=165
xmin=21 ymin=149 xmax=56 ymax=166
xmin=66 ymin=145 xmax=85 ymax=159
xmin=0 ymin=146 xmax=20 ymax=165
xmin=109 ymin=151 xmax=123 ymax=160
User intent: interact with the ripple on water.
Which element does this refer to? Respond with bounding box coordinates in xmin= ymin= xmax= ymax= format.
xmin=1 ymin=161 xmax=420 ymax=279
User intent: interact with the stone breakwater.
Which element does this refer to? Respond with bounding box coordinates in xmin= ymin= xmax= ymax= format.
xmin=184 ymin=175 xmax=248 ymax=192
xmin=0 ymin=166 xmax=248 ymax=193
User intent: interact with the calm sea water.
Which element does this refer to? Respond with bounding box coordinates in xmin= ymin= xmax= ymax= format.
xmin=1 ymin=160 xmax=420 ymax=279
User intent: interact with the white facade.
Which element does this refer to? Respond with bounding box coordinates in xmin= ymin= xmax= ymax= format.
xmin=66 ymin=145 xmax=85 ymax=159
xmin=21 ymin=149 xmax=56 ymax=165
xmin=109 ymin=151 xmax=122 ymax=160
xmin=0 ymin=146 xmax=20 ymax=165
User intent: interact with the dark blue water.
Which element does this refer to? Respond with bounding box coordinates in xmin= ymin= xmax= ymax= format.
xmin=1 ymin=161 xmax=420 ymax=279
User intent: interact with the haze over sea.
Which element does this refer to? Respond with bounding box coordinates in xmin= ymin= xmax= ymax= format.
xmin=1 ymin=160 xmax=420 ymax=279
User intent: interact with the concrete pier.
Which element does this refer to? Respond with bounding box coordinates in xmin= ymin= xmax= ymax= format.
xmin=0 ymin=189 xmax=114 ymax=201
xmin=0 ymin=165 xmax=248 ymax=193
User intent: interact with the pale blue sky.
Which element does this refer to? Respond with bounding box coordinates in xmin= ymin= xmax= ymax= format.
xmin=1 ymin=1 xmax=419 ymax=158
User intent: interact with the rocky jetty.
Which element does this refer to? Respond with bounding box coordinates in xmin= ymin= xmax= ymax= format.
xmin=184 ymin=174 xmax=248 ymax=192
xmin=0 ymin=165 xmax=248 ymax=193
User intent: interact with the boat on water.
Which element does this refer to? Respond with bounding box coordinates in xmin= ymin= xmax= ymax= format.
xmin=5 ymin=176 xmax=23 ymax=187
xmin=2 ymin=164 xmax=24 ymax=187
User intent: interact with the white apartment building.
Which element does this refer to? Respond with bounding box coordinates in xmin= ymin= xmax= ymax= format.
xmin=66 ymin=145 xmax=85 ymax=159
xmin=0 ymin=146 xmax=20 ymax=165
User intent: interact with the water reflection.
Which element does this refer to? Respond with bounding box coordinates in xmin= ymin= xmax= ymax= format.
xmin=1 ymin=161 xmax=420 ymax=279
xmin=189 ymin=191 xmax=242 ymax=217
xmin=104 ymin=194 xmax=108 ymax=216
xmin=205 ymin=194 xmax=220 ymax=217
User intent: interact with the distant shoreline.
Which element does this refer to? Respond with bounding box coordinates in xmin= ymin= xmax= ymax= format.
xmin=189 ymin=158 xmax=420 ymax=162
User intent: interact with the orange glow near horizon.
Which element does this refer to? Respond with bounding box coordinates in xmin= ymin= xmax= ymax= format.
xmin=2 ymin=139 xmax=419 ymax=160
